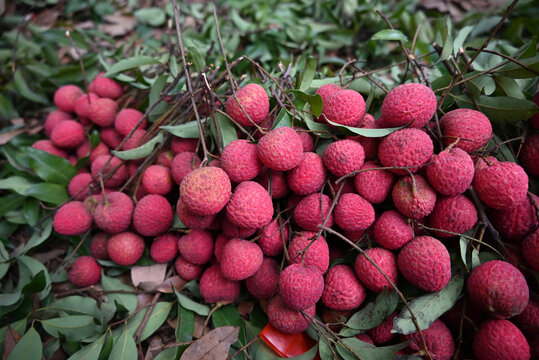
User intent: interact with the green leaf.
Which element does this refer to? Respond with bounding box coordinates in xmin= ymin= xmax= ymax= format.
xmin=0 ymin=194 xmax=24 ymax=218
xmin=134 ymin=7 xmax=166 ymax=26
xmin=299 ymin=56 xmax=317 ymax=92
xmin=176 ymin=302 xmax=195 ymax=357
xmin=279 ymin=344 xmax=318 ymax=360
xmin=101 ymin=274 xmax=137 ymax=314
xmin=187 ymin=45 xmax=206 ymax=73
xmin=41 ymin=315 xmax=96 ymax=341
xmin=175 ymin=292 xmax=210 ymax=316
xmin=106 ymin=56 xmax=162 ymax=76
xmin=451 ymin=94 xmax=538 ymax=124
xmin=48 ymin=296 xmax=100 ymax=317
xmin=0 ymin=176 xmax=37 ymax=195
xmin=112 ymin=133 xmax=164 ymax=160
xmin=340 ymin=290 xmax=398 ymax=336
xmin=492 ymin=76 xmax=525 ymax=99
xmin=452 ymin=26 xmax=474 ymax=56
xmin=435 ymin=17 xmax=453 ymax=61
xmin=140 ymin=302 xmax=173 ymax=341
xmin=493 ymin=54 xmax=539 ymax=78
xmin=154 ymin=348 xmax=177 ymax=360
xmin=161 ymin=121 xmax=206 ymax=139
xmin=215 ymin=112 xmax=239 ymax=148
xmin=0 ymin=292 xmax=21 ymax=306
xmin=459 ymin=236 xmax=480 ymax=271
xmin=212 ymin=305 xmax=246 ymax=351
xmin=326 ymin=119 xmax=406 ymax=137
xmin=23 ymin=197 xmax=40 ymax=227
xmin=289 ymin=90 xmax=323 ymax=118
xmin=303 ymin=115 xmax=333 ymax=138
xmin=149 ymin=75 xmax=167 ymax=108
xmin=392 ymin=268 xmax=465 ymax=335
xmin=21 ymin=270 xmax=46 ymax=294
xmin=18 ymin=255 xmax=51 ymax=300
xmin=26 ymin=147 xmax=76 ymax=186
xmin=67 ymin=332 xmax=106 ymax=360
xmin=7 ymin=327 xmax=42 ymax=360
xmin=20 ymin=218 xmax=53 ymax=254
xmin=13 ymin=70 xmax=48 ymax=104
xmin=336 ymin=338 xmax=407 ymax=360
xmin=371 ymin=29 xmax=408 ymax=42
xmin=109 ymin=325 xmax=137 ymax=360
xmin=271 ymin=108 xmax=292 ymax=129
xmin=0 ymin=93 xmax=19 ymax=119
xmin=25 ymin=183 xmax=69 ymax=205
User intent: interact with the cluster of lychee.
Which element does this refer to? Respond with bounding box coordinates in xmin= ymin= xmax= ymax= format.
xmin=42 ymin=73 xmax=538 ymax=359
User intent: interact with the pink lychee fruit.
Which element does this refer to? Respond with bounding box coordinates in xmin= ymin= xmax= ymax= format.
xmin=76 ymin=141 xmax=110 ymax=163
xmin=267 ymin=295 xmax=315 ymax=334
xmin=255 ymin=167 xmax=289 ymax=199
xmin=90 ymin=72 xmax=123 ymax=99
xmin=354 ymin=248 xmax=398 ymax=292
xmin=245 ymin=257 xmax=279 ymax=299
xmin=354 ymin=161 xmax=394 ymax=204
xmin=54 ymin=85 xmax=83 ymax=113
xmin=287 ymin=232 xmax=330 ymax=273
xmin=440 ymin=108 xmax=492 ymax=153
xmin=90 ymin=232 xmax=109 ymax=260
xmin=171 ymin=137 xmax=198 ymax=154
xmin=279 ymin=263 xmax=324 ymax=311
xmin=392 ymin=175 xmax=437 ymax=220
xmin=346 ymin=113 xmax=380 ymax=160
xmin=294 ymin=126 xmax=314 ymax=152
xmin=380 ymin=83 xmax=437 ymax=128
xmin=107 ymin=232 xmax=145 ymax=266
xmin=315 ymin=83 xmax=341 ymax=123
xmin=335 ymin=193 xmax=375 ymax=232
xmin=171 ymin=151 xmax=201 ymax=186
xmin=489 ymin=194 xmax=539 ymax=241
xmin=373 ymin=210 xmax=413 ymax=250
xmin=403 ymin=319 xmax=455 ymax=360
xmin=324 ymin=89 xmax=366 ymax=127
xmin=522 ymin=228 xmax=539 ymax=272
xmin=142 ymin=165 xmax=173 ymax=195
xmin=91 ymin=155 xmax=127 ymax=188
xmin=32 ymin=139 xmax=67 ymax=158
xmin=221 ymin=139 xmax=263 ymax=183
xmin=220 ymin=238 xmax=263 ymax=281
xmin=257 ymin=126 xmax=303 ymax=171
xmin=54 ymin=201 xmax=92 ymax=236
xmin=428 ymin=194 xmax=478 ymax=238
xmin=473 ymin=319 xmax=530 ymax=360
xmin=50 ymin=120 xmax=85 ymax=149
xmin=226 ymin=181 xmax=273 ymax=228
xmin=133 ymin=194 xmax=173 ymax=237
xmin=177 ymin=229 xmax=214 ymax=265
xmin=379 ymin=128 xmax=433 ymax=175
xmin=180 ymin=166 xmax=231 ymax=215
xmin=225 ymin=83 xmax=269 ymax=126
xmin=294 ymin=192 xmax=334 ymax=231
xmin=74 ymin=93 xmax=99 ymax=119
xmin=519 ymin=134 xmax=539 ymax=178
xmin=93 ymin=191 xmax=133 ymax=234
xmin=426 ymin=147 xmax=475 ymax=196
xmin=114 ymin=108 xmax=146 ymax=136
xmin=176 ymin=198 xmax=215 ymax=230
xmin=367 ymin=311 xmax=398 ymax=345
xmin=100 ymin=127 xmax=123 ymax=149
xmin=221 ymin=217 xmax=256 ymax=239
xmin=174 ymin=256 xmax=203 ymax=281
xmin=199 ymin=264 xmax=240 ymax=304
xmin=88 ymin=98 xmax=118 ymax=127
xmin=323 ymin=139 xmax=365 ymax=178
xmin=44 ymin=110 xmax=71 ymax=138
xmin=68 ymin=173 xmax=94 ymax=200
xmin=257 ymin=218 xmax=289 ymax=256
xmin=287 ymin=152 xmax=327 ymax=196
xmin=68 ymin=256 xmax=102 ymax=287
xmin=150 ymin=233 xmax=178 ymax=263
xmin=321 ymin=265 xmax=366 ymax=311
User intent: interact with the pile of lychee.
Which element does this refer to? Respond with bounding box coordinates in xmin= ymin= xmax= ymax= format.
xmin=40 ymin=72 xmax=538 ymax=359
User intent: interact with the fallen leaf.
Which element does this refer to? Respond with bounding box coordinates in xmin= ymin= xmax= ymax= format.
xmin=131 ymin=264 xmax=167 ymax=291
xmin=156 ymin=275 xmax=187 ymax=293
xmin=137 ymin=293 xmax=154 ymax=309
xmin=31 ymin=8 xmax=60 ymax=29
xmin=166 ymin=317 xmax=177 ymax=330
xmin=3 ymin=326 xmax=22 ymax=360
xmin=32 ymin=248 xmax=66 ymax=264
xmin=0 ymin=129 xmax=25 ymax=145
xmin=193 ymin=315 xmax=206 ymax=339
xmin=144 ymin=337 xmax=163 ymax=360
xmin=180 ymin=326 xmax=239 ymax=360
xmin=98 ymin=14 xmax=137 ymax=37
xmin=237 ymin=301 xmax=255 ymax=317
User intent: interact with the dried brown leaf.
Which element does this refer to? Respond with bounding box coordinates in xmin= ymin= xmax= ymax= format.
xmin=131 ymin=264 xmax=167 ymax=291
xmin=156 ymin=275 xmax=187 ymax=293
xmin=237 ymin=301 xmax=255 ymax=317
xmin=3 ymin=326 xmax=21 ymax=360
xmin=193 ymin=315 xmax=206 ymax=339
xmin=98 ymin=14 xmax=137 ymax=37
xmin=180 ymin=326 xmax=239 ymax=360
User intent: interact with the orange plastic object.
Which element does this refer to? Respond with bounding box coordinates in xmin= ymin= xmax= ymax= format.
xmin=259 ymin=323 xmax=319 ymax=359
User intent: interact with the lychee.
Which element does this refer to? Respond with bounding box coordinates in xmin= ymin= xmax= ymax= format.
xmin=294 ymin=192 xmax=334 ymax=231
xmin=91 ymin=155 xmax=128 ymax=188
xmin=44 ymin=110 xmax=71 ymax=138
xmin=174 ymin=256 xmax=203 ymax=281
xmin=90 ymin=232 xmax=109 ymax=260
xmin=114 ymin=108 xmax=146 ymax=136
xmin=76 ymin=141 xmax=110 ymax=163
xmin=245 ymin=257 xmax=279 ymax=299
xmin=267 ymin=295 xmax=315 ymax=334
xmin=489 ymin=194 xmax=539 ymax=241
xmin=68 ymin=256 xmax=102 ymax=287
xmin=473 ymin=319 xmax=530 ymax=360
xmin=93 ymin=191 xmax=133 ymax=234
xmin=321 ymin=265 xmax=366 ymax=311
xmin=287 ymin=232 xmax=330 ymax=273
xmin=323 ymin=139 xmax=365 ymax=178
xmin=50 ymin=120 xmax=85 ymax=149
xmin=428 ymin=194 xmax=478 ymax=238
xmin=315 ymin=83 xmax=341 ymax=123
xmin=150 ymin=233 xmax=179 ymax=263
xmin=404 ymin=319 xmax=455 ymax=360
xmin=353 ymin=161 xmax=394 ymax=204
xmin=257 ymin=126 xmax=303 ymax=171
xmin=440 ymin=108 xmax=492 ymax=153
xmin=68 ymin=173 xmax=94 ymax=200
xmin=287 ymin=152 xmax=327 ymax=196
xmin=90 ymin=73 xmax=123 ymax=99
xmin=522 ymin=229 xmax=539 ymax=272
xmin=380 ymin=83 xmax=437 ymax=128
xmin=171 ymin=151 xmax=201 ymax=186
xmin=324 ymin=89 xmax=366 ymax=127
xmin=255 ymin=167 xmax=289 ymax=199
xmin=226 ymin=181 xmax=273 ymax=228
xmin=100 ymin=127 xmax=123 ymax=149
xmin=180 ymin=166 xmax=231 ymax=215
xmin=133 ymin=194 xmax=173 ymax=237
xmin=220 ymin=238 xmax=263 ymax=280
xmin=176 ymin=198 xmax=214 ymax=230
xmin=53 ymin=201 xmax=92 ymax=236
xmin=379 ymin=128 xmax=433 ymax=175
xmin=177 ymin=229 xmax=214 ymax=265
xmin=107 ymin=232 xmax=145 ymax=266
xmin=54 ymin=85 xmax=83 ymax=113
xmin=121 ymin=129 xmax=147 ymax=151
xmin=354 ymin=248 xmax=398 ymax=292
xmin=171 ymin=137 xmax=198 ymax=154
xmin=225 ymin=83 xmax=269 ymax=126
xmin=32 ymin=139 xmax=68 ymax=158
xmin=373 ymin=210 xmax=413 ymax=250
xmin=294 ymin=127 xmax=314 ymax=152
xmin=367 ymin=311 xmax=398 ymax=344
xmin=221 ymin=139 xmax=263 ymax=183
xmin=74 ymin=93 xmax=99 ymax=119
xmin=257 ymin=218 xmax=289 ymax=256
xmin=279 ymin=263 xmax=324 ymax=311
xmin=520 ymin=134 xmax=539 ymax=178
xmin=199 ymin=264 xmax=240 ymax=304
xmin=474 ymin=161 xmax=528 ymax=210
xmin=213 ymin=234 xmax=231 ymax=262
xmin=347 ymin=114 xmax=380 ymax=160
xmin=88 ymin=98 xmax=118 ymax=127
xmin=426 ymin=147 xmax=475 ymax=196
xmin=334 ymin=193 xmax=375 ymax=232
xmin=392 ymin=175 xmax=437 ymax=220
xmin=142 ymin=165 xmax=173 ymax=195
xmin=221 ymin=217 xmax=256 ymax=239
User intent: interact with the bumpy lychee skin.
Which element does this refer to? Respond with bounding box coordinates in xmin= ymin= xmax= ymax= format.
xmin=221 ymin=217 xmax=256 ymax=239
xmin=294 ymin=193 xmax=334 ymax=231
xmin=54 ymin=201 xmax=92 ymax=236
xmin=90 ymin=232 xmax=109 ymax=260
xmin=522 ymin=229 xmax=539 ymax=272
xmin=288 ymin=232 xmax=330 ymax=273
xmin=121 ymin=129 xmax=147 ymax=151
xmin=258 ymin=219 xmax=289 ymax=256
xmin=54 ymin=85 xmax=84 ymax=112
xmin=347 ymin=114 xmax=380 ymax=160
xmin=440 ymin=109 xmax=492 ymax=153
xmin=68 ymin=256 xmax=102 ymax=287
xmin=426 ymin=147 xmax=474 ymax=196
xmin=514 ymin=299 xmax=539 ymax=336
xmin=226 ymin=181 xmax=273 ymax=228
xmin=353 ymin=161 xmax=394 ymax=204
xmin=520 ymin=134 xmax=539 ymax=178
xmin=150 ymin=234 xmax=179 ymax=263
xmin=76 ymin=141 xmax=110 ymax=163
xmin=142 ymin=165 xmax=173 ymax=195
xmin=355 ymin=334 xmax=374 ymax=345
xmin=323 ymin=139 xmax=365 ymax=178
xmin=32 ymin=139 xmax=68 ymax=158
xmin=221 ymin=139 xmax=263 ymax=183
xmin=287 ymin=152 xmax=327 ymax=196
xmin=490 ymin=194 xmax=539 ymax=241
xmin=473 ymin=161 xmax=528 ymax=210
xmin=322 ymin=265 xmax=366 ymax=311
xmin=294 ymin=127 xmax=314 ymax=152
xmin=315 ymin=83 xmax=341 ymax=122
xmin=245 ymin=257 xmax=280 ymax=299
xmin=380 ymin=83 xmax=437 ymax=128
xmin=213 ymin=234 xmax=230 ymax=262
xmin=268 ymin=295 xmax=316 ymax=334
xmin=171 ymin=137 xmax=198 ymax=154
xmin=428 ymin=195 xmax=478 ymax=238
xmin=50 ymin=120 xmax=85 ymax=149
xmin=68 ymin=173 xmax=94 ymax=200
xmin=354 ymin=248 xmax=398 ymax=292
xmin=107 ymin=232 xmax=145 ymax=266
xmin=114 ymin=108 xmax=146 ymax=136
xmin=100 ymin=127 xmax=122 ymax=149
xmin=177 ymin=229 xmax=214 ymax=265
xmin=398 ymin=236 xmax=451 ymax=292
xmin=379 ymin=128 xmax=434 ymax=175
xmin=392 ymin=175 xmax=437 ymax=220
xmin=467 ymin=260 xmax=529 ymax=319
xmin=93 ymin=191 xmax=133 ymax=234
xmin=171 ymin=152 xmax=201 ymax=186
xmin=220 ymin=238 xmax=263 ymax=281
xmin=88 ymin=98 xmax=118 ymax=127
xmin=367 ymin=311 xmax=398 ymax=345
xmin=473 ymin=319 xmax=530 ymax=360
xmin=176 ymin=198 xmax=214 ymax=230
xmin=133 ymin=194 xmax=173 ymax=237
xmin=180 ymin=166 xmax=231 ymax=216
xmin=174 ymin=256 xmax=202 ymax=281
xmin=91 ymin=73 xmax=123 ymax=99
xmin=335 ymin=193 xmax=375 ymax=232
xmin=256 ymin=167 xmax=289 ymax=199
xmin=404 ymin=319 xmax=455 ymax=360
xmin=74 ymin=93 xmax=99 ymax=119
xmin=280 ymin=264 xmax=324 ymax=311
xmin=44 ymin=110 xmax=71 ymax=137
xmin=225 ymin=83 xmax=269 ymax=126
xmin=374 ymin=210 xmax=413 ymax=250
xmin=199 ymin=264 xmax=240 ymax=304
xmin=91 ymin=155 xmax=128 ymax=188
xmin=257 ymin=126 xmax=303 ymax=171
xmin=324 ymin=89 xmax=366 ymax=127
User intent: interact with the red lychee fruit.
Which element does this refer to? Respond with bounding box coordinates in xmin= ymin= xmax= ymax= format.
xmin=221 ymin=217 xmax=256 ymax=239
xmin=347 ymin=114 xmax=380 ymax=160
xmin=133 ymin=194 xmax=173 ymax=237
xmin=353 ymin=161 xmax=394 ymax=204
xmin=489 ymin=194 xmax=539 ymax=241
xmin=220 ymin=238 xmax=263 ymax=281
xmin=114 ymin=108 xmax=146 ymax=136
xmin=355 ymin=334 xmax=374 ymax=345
xmin=467 ymin=260 xmax=529 ymax=318
xmin=529 ymin=92 xmax=539 ymax=129
xmin=171 ymin=151 xmax=201 ymax=186
xmin=256 ymin=167 xmax=289 ymax=199
xmin=91 ymin=155 xmax=127 ymax=188
xmin=268 ymin=295 xmax=315 ymax=334
xmin=474 ymin=161 xmax=528 ymax=210
xmin=100 ymin=127 xmax=123 ymax=149
xmin=426 ymin=147 xmax=474 ymax=196
xmin=335 ymin=193 xmax=375 ymax=232
xmin=321 ymin=265 xmax=366 ymax=311
xmin=522 ymin=229 xmax=539 ymax=272
xmin=393 ymin=174 xmax=437 ymax=220
xmin=440 ymin=109 xmax=492 ymax=153
xmin=76 ymin=141 xmax=110 ymax=163
xmin=225 ymin=83 xmax=269 ymax=126
xmin=287 ymin=232 xmax=329 ymax=273
xmin=294 ymin=127 xmax=314 ymax=152
xmin=520 ymin=134 xmax=539 ymax=178
xmin=44 ymin=110 xmax=71 ymax=138
xmin=90 ymin=232 xmax=109 ymax=260
xmin=174 ymin=256 xmax=202 ymax=281
xmin=404 ymin=319 xmax=455 ymax=360
xmin=142 ymin=165 xmax=173 ymax=195
xmin=380 ymin=83 xmax=437 ymax=128
xmin=107 ymin=232 xmax=145 ymax=266
xmin=156 ymin=150 xmax=174 ymax=168
xmin=213 ymin=234 xmax=230 ymax=263
xmin=367 ymin=311 xmax=398 ymax=345
xmin=150 ymin=233 xmax=178 ymax=263
xmin=226 ymin=181 xmax=273 ymax=228
xmin=373 ymin=210 xmax=413 ymax=250
xmin=280 ymin=263 xmax=324 ymax=311
xmin=50 ymin=120 xmax=85 ymax=149
xmin=74 ymin=93 xmax=99 ymax=119
xmin=121 ymin=129 xmax=147 ymax=151
xmin=199 ymin=264 xmax=240 ymax=304
xmin=176 ymin=198 xmax=214 ymax=230
xmin=32 ymin=139 xmax=68 ymax=158
xmin=54 ymin=85 xmax=83 ymax=113
xmin=90 ymin=73 xmax=123 ymax=99
xmin=473 ymin=319 xmax=530 ymax=360
xmin=177 ymin=229 xmax=214 ymax=265
xmin=287 ymin=152 xmax=326 ymax=196
xmin=428 ymin=194 xmax=478 ymax=238
xmin=68 ymin=173 xmax=94 ymax=200
xmin=323 ymin=139 xmax=365 ymax=178
xmin=245 ymin=257 xmax=279 ymax=299
xmin=180 ymin=166 xmax=231 ymax=215
xmin=398 ymin=235 xmax=451 ymax=292
xmin=221 ymin=139 xmax=263 ymax=183
xmin=294 ymin=192 xmax=334 ymax=231
xmin=257 ymin=126 xmax=303 ymax=171
xmin=93 ymin=191 xmax=133 ymax=234
xmin=324 ymin=89 xmax=366 ymax=127
xmin=68 ymin=256 xmax=102 ymax=287
xmin=88 ymin=98 xmax=118 ymax=127
xmin=315 ymin=83 xmax=341 ymax=123
xmin=379 ymin=128 xmax=433 ymax=175
xmin=354 ymin=248 xmax=398 ymax=292
xmin=171 ymin=137 xmax=198 ymax=154
xmin=257 ymin=219 xmax=289 ymax=256
xmin=251 ymin=115 xmax=274 ymax=140
xmin=513 ymin=298 xmax=539 ymax=335
xmin=54 ymin=201 xmax=92 ymax=236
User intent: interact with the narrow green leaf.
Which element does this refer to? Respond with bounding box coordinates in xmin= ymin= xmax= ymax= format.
xmin=451 ymin=94 xmax=538 ymax=124
xmin=493 ymin=54 xmax=539 ymax=78
xmin=0 ymin=176 xmax=37 ymax=195
xmin=140 ymin=302 xmax=173 ymax=341
xmin=175 ymin=292 xmax=210 ymax=316
xmin=26 ymin=147 xmax=76 ymax=186
xmin=68 ymin=332 xmax=106 ymax=360
xmin=215 ymin=112 xmax=238 ymax=148
xmin=22 ymin=197 xmax=40 ymax=227
xmin=0 ymin=194 xmax=24 ymax=218
xmin=18 ymin=255 xmax=51 ymax=300
xmin=134 ymin=7 xmax=166 ymax=26
xmin=187 ymin=45 xmax=206 ymax=73
xmin=101 ymin=274 xmax=137 ymax=314
xmin=340 ymin=290 xmax=398 ymax=336
xmin=327 ymin=119 xmax=406 ymax=137
xmin=6 ymin=327 xmax=42 ymax=360
xmin=336 ymin=338 xmax=408 ymax=360
xmin=371 ymin=29 xmax=408 ymax=42
xmin=41 ymin=315 xmax=96 ymax=341
xmin=13 ymin=71 xmax=48 ymax=104
xmin=20 ymin=218 xmax=53 ymax=254
xmin=492 ymin=76 xmax=525 ymax=99
xmin=109 ymin=325 xmax=137 ymax=360
xmin=48 ymin=296 xmax=100 ymax=317
xmin=25 ymin=183 xmax=69 ymax=205
xmin=271 ymin=108 xmax=292 ymax=129
xmin=299 ymin=56 xmax=317 ymax=92
xmin=175 ymin=302 xmax=195 ymax=357
xmin=106 ymin=56 xmax=162 ymax=76
xmin=289 ymin=90 xmax=323 ymax=118
xmin=150 ymin=75 xmax=167 ymax=107
xmin=452 ymin=26 xmax=473 ymax=55
xmin=0 ymin=93 xmax=19 ymax=119
xmin=0 ymin=292 xmax=21 ymax=306
xmin=112 ymin=133 xmax=164 ymax=160
xmin=161 ymin=120 xmax=206 ymax=139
